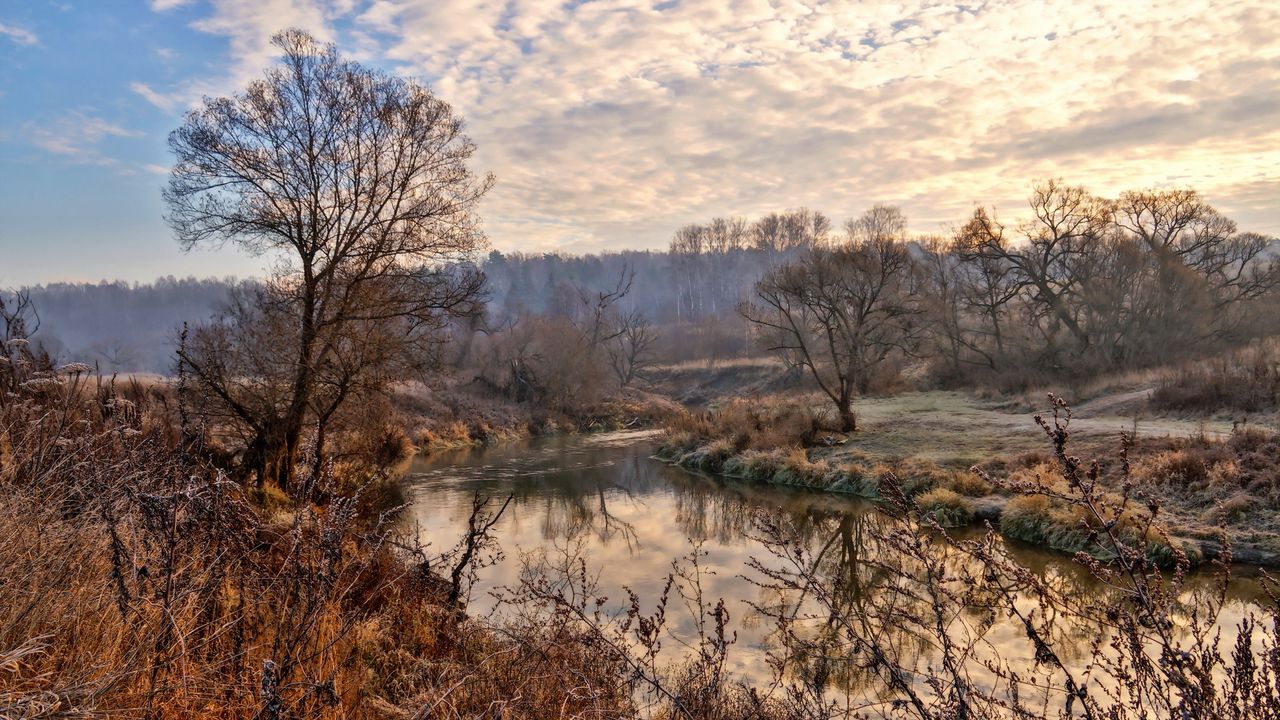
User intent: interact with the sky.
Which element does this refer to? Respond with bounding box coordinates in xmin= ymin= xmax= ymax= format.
xmin=0 ymin=0 xmax=1277 ymax=285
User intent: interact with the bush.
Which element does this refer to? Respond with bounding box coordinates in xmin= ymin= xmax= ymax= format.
xmin=999 ymin=492 xmax=1193 ymax=566
xmin=1203 ymin=492 xmax=1255 ymax=524
xmin=824 ymin=464 xmax=878 ymax=497
xmin=723 ymin=449 xmax=786 ymax=482
xmin=682 ymin=438 xmax=736 ymax=473
xmin=664 ymin=395 xmax=827 ymax=455
xmin=772 ymin=449 xmax=831 ymax=489
xmin=1151 ymin=346 xmax=1280 ymax=413
xmin=917 ymin=488 xmax=976 ymax=528
xmin=948 ymin=471 xmax=995 ymax=497
xmin=999 ymin=494 xmax=1058 ymax=548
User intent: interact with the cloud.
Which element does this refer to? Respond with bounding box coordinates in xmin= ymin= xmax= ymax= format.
xmin=26 ymin=112 xmax=142 ymax=165
xmin=0 ymin=21 xmax=38 ymax=45
xmin=134 ymin=0 xmax=342 ymax=112
xmin=150 ymin=0 xmax=195 ymax=11
xmin=131 ymin=81 xmax=178 ymax=112
xmin=152 ymin=0 xmax=1280 ymax=250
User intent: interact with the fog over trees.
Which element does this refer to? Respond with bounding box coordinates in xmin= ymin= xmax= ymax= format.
xmin=17 ymin=185 xmax=1279 ymax=417
xmin=17 ymin=277 xmax=234 ymax=372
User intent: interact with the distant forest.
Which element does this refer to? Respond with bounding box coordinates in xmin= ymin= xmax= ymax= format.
xmin=20 ymin=191 xmax=1280 ymax=392
xmin=22 ymin=247 xmax=767 ymax=372
xmin=23 ymin=277 xmax=238 ymax=373
xmin=22 ymin=211 xmax=821 ymax=372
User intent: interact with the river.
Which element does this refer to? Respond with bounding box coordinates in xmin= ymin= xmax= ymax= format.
xmin=402 ymin=429 xmax=1267 ymax=695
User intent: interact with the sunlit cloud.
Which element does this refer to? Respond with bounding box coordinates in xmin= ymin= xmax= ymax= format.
xmin=145 ymin=0 xmax=1280 ymax=251
xmin=150 ymin=0 xmax=194 ymax=11
xmin=130 ymin=82 xmax=178 ymax=113
xmin=138 ymin=0 xmax=340 ymax=112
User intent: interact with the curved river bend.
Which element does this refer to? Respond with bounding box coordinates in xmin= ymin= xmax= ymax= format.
xmin=403 ymin=430 xmax=1265 ymax=686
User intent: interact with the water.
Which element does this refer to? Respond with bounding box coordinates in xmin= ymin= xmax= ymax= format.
xmin=402 ymin=429 xmax=1266 ymax=691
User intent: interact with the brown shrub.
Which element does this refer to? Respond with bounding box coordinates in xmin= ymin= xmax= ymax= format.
xmin=0 ymin=366 xmax=633 ymax=720
xmin=1151 ymin=345 xmax=1280 ymax=414
xmin=662 ymin=395 xmax=828 ymax=458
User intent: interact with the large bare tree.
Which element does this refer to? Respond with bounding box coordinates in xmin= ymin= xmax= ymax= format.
xmin=166 ymin=30 xmax=491 ymax=488
xmin=742 ymin=207 xmax=924 ymax=431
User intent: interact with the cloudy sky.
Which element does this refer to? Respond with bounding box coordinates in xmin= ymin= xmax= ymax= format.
xmin=1 ymin=0 xmax=1277 ymax=284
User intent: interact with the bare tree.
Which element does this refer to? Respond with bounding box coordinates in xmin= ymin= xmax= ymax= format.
xmin=955 ymin=181 xmax=1279 ymax=372
xmin=1 ymin=290 xmax=50 ymax=403
xmin=0 ymin=290 xmax=38 ymax=347
xmin=957 ymin=181 xmax=1111 ymax=357
xmin=166 ymin=29 xmax=491 ymax=489
xmin=86 ymin=337 xmax=141 ymax=373
xmin=573 ymin=266 xmax=634 ymax=352
xmin=1115 ymin=188 xmax=1280 ymax=340
xmin=606 ymin=310 xmax=658 ymax=387
xmin=752 ymin=208 xmax=831 ymax=257
xmin=742 ymin=207 xmax=924 ymax=431
xmin=846 ymin=203 xmax=905 ymax=244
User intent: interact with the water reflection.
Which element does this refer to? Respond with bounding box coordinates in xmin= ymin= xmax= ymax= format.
xmin=403 ymin=430 xmax=1264 ymax=689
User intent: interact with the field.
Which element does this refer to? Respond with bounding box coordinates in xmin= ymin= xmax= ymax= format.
xmin=838 ymin=389 xmax=1241 ymax=467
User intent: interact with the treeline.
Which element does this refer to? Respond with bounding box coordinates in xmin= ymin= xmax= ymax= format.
xmin=17 ymin=208 xmax=828 ymax=373
xmin=22 ymin=277 xmax=232 ymax=372
xmin=939 ymin=181 xmax=1278 ymax=377
xmin=17 ymin=185 xmax=1279 ymax=405
xmin=740 ymin=181 xmax=1280 ymax=427
xmin=478 ymin=208 xmax=834 ymax=362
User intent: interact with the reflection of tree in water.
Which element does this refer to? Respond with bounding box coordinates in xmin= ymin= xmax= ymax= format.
xmin=538 ymin=453 xmax=647 ymax=549
xmin=414 ymin=440 xmax=672 ymax=550
xmin=759 ymin=511 xmax=937 ymax=697
xmin=415 ymin=437 xmax=1274 ymax=711
xmin=743 ymin=509 xmax=1113 ymax=703
xmin=664 ymin=467 xmax=852 ymax=544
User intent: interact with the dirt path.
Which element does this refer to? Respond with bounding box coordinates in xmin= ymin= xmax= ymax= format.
xmin=1072 ymin=387 xmax=1154 ymax=416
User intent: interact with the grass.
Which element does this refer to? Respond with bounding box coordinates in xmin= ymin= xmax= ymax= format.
xmin=657 ymin=388 xmax=1274 ymax=565
xmin=995 ymin=462 xmax=1199 ymax=567
xmin=0 ymin=362 xmax=644 ymax=719
xmin=1150 ymin=341 xmax=1280 ymax=416
xmin=916 ymin=488 xmax=976 ymax=528
xmin=396 ymin=379 xmax=681 ymax=452
xmin=662 ymin=432 xmax=993 ymax=505
xmin=1120 ymin=426 xmax=1280 ymax=555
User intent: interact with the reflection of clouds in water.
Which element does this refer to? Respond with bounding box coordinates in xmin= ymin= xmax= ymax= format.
xmin=402 ymin=432 xmax=1269 ymax=689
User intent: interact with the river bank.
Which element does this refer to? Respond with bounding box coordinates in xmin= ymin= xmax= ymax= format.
xmin=655 ymin=390 xmax=1280 ymax=568
xmin=393 ymin=380 xmax=682 ymax=453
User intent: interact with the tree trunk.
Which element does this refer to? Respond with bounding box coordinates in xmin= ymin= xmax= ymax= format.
xmin=838 ymin=390 xmax=857 ymax=433
xmin=274 ymin=280 xmax=319 ymax=490
xmin=242 ymin=421 xmax=290 ymax=492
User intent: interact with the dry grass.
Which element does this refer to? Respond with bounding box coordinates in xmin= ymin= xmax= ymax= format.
xmin=395 ymin=379 xmax=681 ymax=452
xmin=1121 ymin=426 xmax=1280 ymax=553
xmin=915 ymin=487 xmax=975 ymax=528
xmin=0 ymin=359 xmax=637 ymax=718
xmin=658 ymin=398 xmax=1000 ymax=504
xmin=657 ymin=388 xmax=1279 ymax=562
xmin=1150 ymin=341 xmax=1280 ymax=416
xmin=991 ymin=458 xmax=1196 ymax=567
